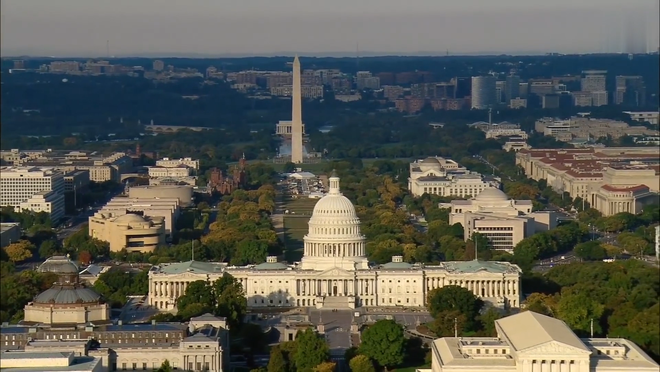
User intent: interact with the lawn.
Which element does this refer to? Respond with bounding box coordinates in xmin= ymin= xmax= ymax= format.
xmin=283 ymin=197 xmax=318 ymax=215
xmin=283 ymin=215 xmax=309 ymax=262
xmin=281 ymin=196 xmax=318 ymax=262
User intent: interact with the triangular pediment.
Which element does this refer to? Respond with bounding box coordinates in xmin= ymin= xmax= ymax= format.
xmin=317 ymin=267 xmax=352 ymax=278
xmin=520 ymin=341 xmax=591 ymax=356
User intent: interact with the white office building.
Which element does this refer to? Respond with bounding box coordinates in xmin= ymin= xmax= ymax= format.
xmin=408 ymin=157 xmax=501 ymax=198
xmin=155 ymin=157 xmax=199 ymax=171
xmin=443 ymin=188 xmax=556 ymax=252
xmin=0 ymin=167 xmax=65 ymax=220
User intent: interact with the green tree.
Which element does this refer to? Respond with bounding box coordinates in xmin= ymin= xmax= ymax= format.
xmin=177 ymin=280 xmax=215 ymax=312
xmin=3 ymin=240 xmax=34 ymax=263
xmin=427 ymin=286 xmax=483 ymax=331
xmin=349 ymin=355 xmax=375 ymax=372
xmin=574 ymin=241 xmax=607 ymax=261
xmin=313 ymin=362 xmax=336 ymax=372
xmin=478 ymin=308 xmax=505 ymax=337
xmin=556 ymin=292 xmax=604 ymax=336
xmin=213 ymin=274 xmax=247 ymax=331
xmin=268 ymin=345 xmax=288 ymax=372
xmin=294 ymin=328 xmax=330 ymax=372
xmin=359 ymin=319 xmax=406 ymax=369
xmin=283 ymin=162 xmax=296 ymax=173
xmin=156 ymin=360 xmax=173 ymax=372
xmin=38 ymin=239 xmax=60 ymax=258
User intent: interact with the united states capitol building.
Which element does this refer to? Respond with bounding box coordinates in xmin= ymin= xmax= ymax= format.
xmin=149 ymin=174 xmax=522 ymax=311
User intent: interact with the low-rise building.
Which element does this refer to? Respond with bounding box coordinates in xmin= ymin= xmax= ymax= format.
xmin=1 ymin=309 xmax=229 ymax=372
xmin=624 ymin=111 xmax=660 ymax=125
xmin=23 ymin=256 xmax=111 ymax=325
xmin=155 ymin=157 xmax=199 ymax=171
xmin=443 ymin=188 xmax=556 ymax=252
xmin=88 ymin=212 xmax=166 ymax=252
xmin=147 ymin=166 xmax=197 ymax=186
xmin=63 ymin=170 xmax=90 ymax=193
xmin=0 ymin=351 xmax=103 ymax=372
xmin=0 ymin=223 xmax=21 ymax=247
xmin=94 ymin=195 xmax=180 ymax=237
xmin=427 ymin=311 xmax=659 ymax=372
xmin=516 ymin=147 xmax=660 ymax=216
xmin=17 ymin=190 xmax=65 ymax=223
xmin=592 ymin=185 xmax=658 ymax=216
xmin=408 ymin=157 xmax=500 ymax=198
xmin=127 ymin=185 xmax=193 ymax=207
xmin=534 ymin=117 xmax=657 ymax=142
xmin=502 ymin=138 xmax=531 ymax=152
xmin=509 ymin=97 xmax=527 ymax=109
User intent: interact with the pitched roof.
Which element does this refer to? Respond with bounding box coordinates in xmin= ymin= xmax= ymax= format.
xmin=495 ymin=311 xmax=589 ymax=352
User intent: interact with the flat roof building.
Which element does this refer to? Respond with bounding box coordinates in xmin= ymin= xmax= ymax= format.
xmin=0 ymin=222 xmax=22 ymax=248
xmin=408 ymin=157 xmax=501 ymax=198
xmin=516 ymin=147 xmax=660 ymax=216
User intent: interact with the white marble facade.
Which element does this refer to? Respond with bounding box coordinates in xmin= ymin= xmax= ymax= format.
xmin=149 ymin=175 xmax=522 ymax=311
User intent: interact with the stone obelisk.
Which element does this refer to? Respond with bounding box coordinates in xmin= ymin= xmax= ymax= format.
xmin=290 ymin=55 xmax=304 ymax=164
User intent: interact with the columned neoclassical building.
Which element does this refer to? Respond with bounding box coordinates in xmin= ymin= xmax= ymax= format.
xmin=148 ymin=174 xmax=522 ymax=311
xmin=426 ymin=311 xmax=659 ymax=371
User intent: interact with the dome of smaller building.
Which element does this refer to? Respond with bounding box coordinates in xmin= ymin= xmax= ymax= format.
xmin=34 ymin=286 xmax=102 ymax=305
xmin=475 ymin=187 xmax=509 ymax=202
xmin=114 ymin=213 xmax=147 ymax=223
xmin=420 ymin=157 xmax=441 ymax=164
xmin=38 ymin=256 xmax=79 ymax=274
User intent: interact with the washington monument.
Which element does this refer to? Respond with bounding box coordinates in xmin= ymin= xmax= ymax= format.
xmin=290 ymin=55 xmax=304 ymax=164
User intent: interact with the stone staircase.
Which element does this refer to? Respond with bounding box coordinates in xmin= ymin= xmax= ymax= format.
xmin=319 ymin=296 xmax=353 ymax=309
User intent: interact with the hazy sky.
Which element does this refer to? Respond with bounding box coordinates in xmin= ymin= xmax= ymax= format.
xmin=1 ymin=0 xmax=658 ymax=56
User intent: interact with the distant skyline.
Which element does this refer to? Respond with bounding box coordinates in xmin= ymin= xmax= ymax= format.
xmin=1 ymin=0 xmax=659 ymax=57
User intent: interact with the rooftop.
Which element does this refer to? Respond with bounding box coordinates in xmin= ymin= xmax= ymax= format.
xmin=153 ymin=260 xmax=226 ymax=275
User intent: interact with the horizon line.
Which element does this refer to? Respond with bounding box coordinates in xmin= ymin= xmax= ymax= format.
xmin=3 ymin=50 xmax=658 ymax=60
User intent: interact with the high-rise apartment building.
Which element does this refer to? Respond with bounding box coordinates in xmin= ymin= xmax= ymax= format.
xmin=615 ymin=76 xmax=646 ymax=106
xmin=581 ymin=70 xmax=607 ymax=92
xmin=504 ymin=75 xmax=521 ymax=104
xmin=470 ymin=76 xmax=497 ymax=109
xmin=452 ymin=77 xmax=471 ymax=99
xmin=581 ymin=70 xmax=609 ymax=106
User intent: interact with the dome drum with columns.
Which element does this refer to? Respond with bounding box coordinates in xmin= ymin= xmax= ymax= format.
xmin=24 ymin=256 xmax=111 ymax=324
xmin=301 ymin=173 xmax=369 ymax=271
xmin=148 ymin=174 xmax=523 ymax=311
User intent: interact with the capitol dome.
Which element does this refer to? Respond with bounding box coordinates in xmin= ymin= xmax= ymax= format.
xmin=475 ymin=187 xmax=509 ymax=202
xmin=301 ymin=173 xmax=368 ymax=271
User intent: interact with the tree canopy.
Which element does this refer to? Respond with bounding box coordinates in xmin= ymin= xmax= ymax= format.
xmin=358 ymin=320 xmax=406 ymax=369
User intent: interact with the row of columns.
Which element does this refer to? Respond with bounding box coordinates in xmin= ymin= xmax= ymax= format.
xmin=150 ymin=280 xmax=190 ymax=299
xmin=295 ymin=278 xmax=376 ymax=296
xmin=304 ymin=242 xmax=365 ymax=257
xmin=524 ymin=359 xmax=586 ymax=372
xmin=426 ymin=278 xmax=518 ymax=297
xmin=609 ymin=201 xmax=632 ymax=215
